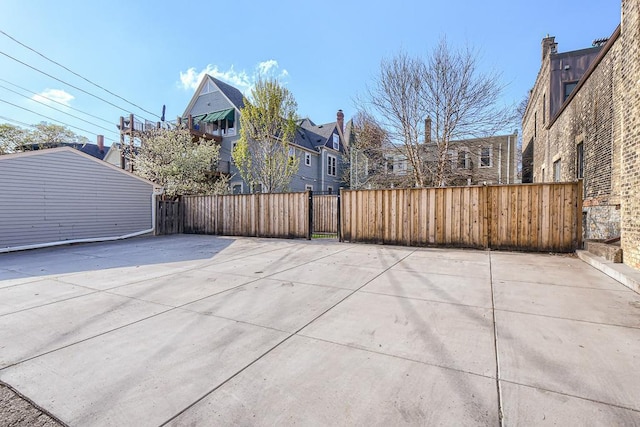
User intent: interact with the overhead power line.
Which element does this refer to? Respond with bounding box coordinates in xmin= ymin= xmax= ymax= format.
xmin=0 ymin=30 xmax=161 ymax=120
xmin=0 ymin=84 xmax=119 ymax=136
xmin=0 ymin=98 xmax=115 ymax=141
xmin=0 ymin=78 xmax=113 ymax=125
xmin=0 ymin=50 xmax=154 ymax=122
xmin=0 ymin=115 xmax=35 ymax=128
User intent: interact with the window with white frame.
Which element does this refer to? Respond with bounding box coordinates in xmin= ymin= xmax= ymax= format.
xmin=231 ymin=182 xmax=243 ymax=194
xmin=458 ymin=150 xmax=470 ymax=169
xmin=480 ymin=147 xmax=492 ymax=167
xmin=332 ymin=133 xmax=339 ymax=150
xmin=327 ymin=154 xmax=337 ymax=176
xmin=305 ymin=184 xmax=313 ymax=191
xmin=553 ymin=159 xmax=561 ymax=182
xmin=305 ymin=152 xmax=311 ymax=166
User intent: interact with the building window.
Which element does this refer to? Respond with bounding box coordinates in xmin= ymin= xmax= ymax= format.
xmin=332 ymin=133 xmax=339 ymax=150
xmin=543 ymin=94 xmax=546 ymax=124
xmin=480 ymin=147 xmax=492 ymax=168
xmin=305 ymin=152 xmax=311 ymax=166
xmin=327 ymin=154 xmax=337 ymax=176
xmin=458 ymin=150 xmax=470 ymax=169
xmin=327 ymin=186 xmax=333 ymax=194
xmin=564 ymin=81 xmax=578 ymax=102
xmin=576 ymin=142 xmax=584 ymax=179
xmin=305 ymin=184 xmax=313 ymax=191
xmin=231 ymin=183 xmax=243 ymax=194
xmin=534 ymin=112 xmax=537 ymax=138
xmin=553 ymin=159 xmax=561 ymax=182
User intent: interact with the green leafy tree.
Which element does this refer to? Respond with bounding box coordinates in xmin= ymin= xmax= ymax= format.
xmin=0 ymin=124 xmax=28 ymax=154
xmin=30 ymin=123 xmax=89 ymax=146
xmin=0 ymin=122 xmax=90 ymax=154
xmin=135 ymin=127 xmax=224 ymax=198
xmin=232 ymin=78 xmax=299 ymax=193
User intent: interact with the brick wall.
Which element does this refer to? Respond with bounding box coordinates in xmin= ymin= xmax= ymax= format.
xmin=522 ymin=0 xmax=640 ymax=270
xmin=620 ymin=0 xmax=640 ymax=269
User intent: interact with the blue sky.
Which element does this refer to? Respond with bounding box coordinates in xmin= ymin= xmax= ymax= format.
xmin=0 ymin=0 xmax=621 ymax=147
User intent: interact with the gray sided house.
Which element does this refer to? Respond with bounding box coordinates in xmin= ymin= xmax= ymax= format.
xmin=0 ymin=147 xmax=159 ymax=251
xmin=182 ymin=75 xmax=346 ymax=194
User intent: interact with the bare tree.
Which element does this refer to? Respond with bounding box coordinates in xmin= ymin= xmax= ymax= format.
xmin=364 ymin=52 xmax=429 ymax=187
xmin=342 ymin=110 xmax=391 ymax=189
xmin=362 ymin=38 xmax=514 ymax=187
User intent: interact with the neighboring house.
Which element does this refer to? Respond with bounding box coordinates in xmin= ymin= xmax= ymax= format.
xmin=103 ymin=142 xmax=138 ymax=171
xmin=181 ymin=75 xmax=346 ymax=194
xmin=354 ymin=132 xmax=518 ymax=188
xmin=0 ymin=147 xmax=159 ymax=251
xmin=521 ymin=0 xmax=640 ymax=271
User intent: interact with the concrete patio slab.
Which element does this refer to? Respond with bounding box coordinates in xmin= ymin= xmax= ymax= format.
xmin=300 ymin=291 xmax=496 ymax=377
xmin=409 ymin=248 xmax=491 ymax=262
xmin=496 ymin=310 xmax=640 ymax=412
xmin=0 ymin=292 xmax=168 ymax=368
xmin=56 ymin=263 xmax=195 ymax=291
xmin=491 ymin=261 xmax=623 ymax=289
xmin=1 ymin=235 xmax=640 ymax=426
xmin=182 ymin=278 xmax=352 ymax=333
xmin=0 ymin=309 xmax=288 ymax=427
xmin=268 ymin=260 xmax=383 ymax=290
xmin=393 ymin=257 xmax=491 ymax=279
xmin=0 ymin=279 xmax=93 ymax=316
xmin=362 ymin=268 xmax=493 ymax=308
xmin=500 ymin=382 xmax=640 ymax=426
xmin=494 ymin=280 xmax=640 ymax=328
xmin=168 ymin=335 xmax=499 ymax=426
xmin=108 ymin=270 xmax=256 ymax=306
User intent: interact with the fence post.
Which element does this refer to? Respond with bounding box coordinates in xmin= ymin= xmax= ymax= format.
xmin=307 ymin=190 xmax=313 ymax=240
xmin=337 ymin=190 xmax=342 ymax=242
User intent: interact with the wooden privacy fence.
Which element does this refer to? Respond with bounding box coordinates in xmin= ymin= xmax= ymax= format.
xmin=156 ymin=200 xmax=182 ymax=235
xmin=341 ymin=182 xmax=582 ymax=252
xmin=182 ymin=192 xmax=309 ymax=238
xmin=311 ymin=194 xmax=339 ymax=235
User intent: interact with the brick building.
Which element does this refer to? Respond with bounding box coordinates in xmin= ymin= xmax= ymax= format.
xmin=521 ymin=0 xmax=640 ymax=270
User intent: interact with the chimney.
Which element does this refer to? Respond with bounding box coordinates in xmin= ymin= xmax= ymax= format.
xmin=541 ymin=35 xmax=557 ymax=61
xmin=424 ymin=117 xmax=431 ymax=143
xmin=336 ymin=109 xmax=344 ymax=133
xmin=97 ymin=135 xmax=105 ymax=153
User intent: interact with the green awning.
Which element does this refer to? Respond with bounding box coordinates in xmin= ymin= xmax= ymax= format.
xmin=202 ymin=108 xmax=235 ymax=123
xmin=192 ymin=114 xmax=207 ymax=125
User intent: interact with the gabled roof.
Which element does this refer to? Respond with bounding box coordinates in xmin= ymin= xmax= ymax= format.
xmin=0 ymin=147 xmax=159 ymax=188
xmin=17 ymin=142 xmax=106 ymax=160
xmin=298 ymin=119 xmax=344 ymax=152
xmin=182 ymin=75 xmax=245 ymax=118
xmin=209 ymin=76 xmax=245 ymax=109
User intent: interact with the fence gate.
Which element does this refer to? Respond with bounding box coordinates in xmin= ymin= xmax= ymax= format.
xmin=308 ymin=191 xmax=340 ymax=240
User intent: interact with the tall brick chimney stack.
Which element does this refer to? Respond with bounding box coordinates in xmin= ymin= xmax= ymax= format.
xmin=425 ymin=117 xmax=432 ymax=143
xmin=542 ymin=35 xmax=557 ymax=60
xmin=337 ymin=109 xmax=344 ymax=133
xmin=97 ymin=135 xmax=104 ymax=153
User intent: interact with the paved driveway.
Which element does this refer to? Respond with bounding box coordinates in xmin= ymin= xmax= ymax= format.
xmin=1 ymin=235 xmax=639 ymax=426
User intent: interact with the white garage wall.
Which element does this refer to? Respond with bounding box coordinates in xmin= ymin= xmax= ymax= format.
xmin=0 ymin=147 xmax=157 ymax=250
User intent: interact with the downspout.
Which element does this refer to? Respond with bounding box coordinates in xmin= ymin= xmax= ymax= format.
xmin=321 ymin=149 xmax=325 ymax=191
xmin=0 ymin=188 xmax=164 ymax=254
xmin=506 ymin=135 xmax=511 ymax=184
xmin=498 ymin=143 xmax=502 ymax=184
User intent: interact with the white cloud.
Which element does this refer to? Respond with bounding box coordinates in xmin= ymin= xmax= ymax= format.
xmin=32 ymin=89 xmax=74 ymax=106
xmin=178 ymin=60 xmax=289 ymax=95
